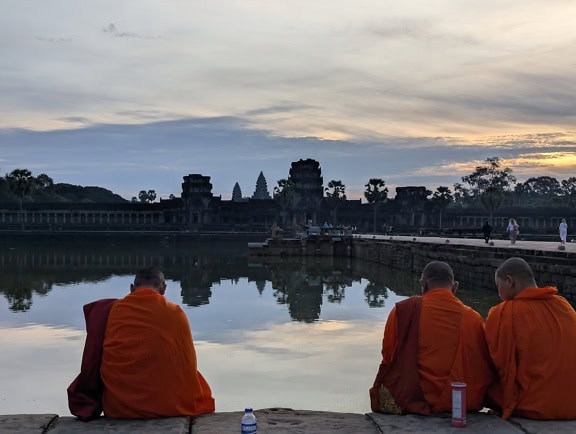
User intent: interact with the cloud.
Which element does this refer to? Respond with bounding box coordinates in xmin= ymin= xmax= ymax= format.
xmin=33 ymin=36 xmax=72 ymax=43
xmin=58 ymin=116 xmax=92 ymax=124
xmin=1 ymin=0 xmax=576 ymax=197
xmin=365 ymin=18 xmax=480 ymax=47
xmin=1 ymin=117 xmax=575 ymax=200
xmin=102 ymin=22 xmax=137 ymax=38
xmin=101 ymin=22 xmax=161 ymax=39
xmin=245 ymin=103 xmax=318 ymax=116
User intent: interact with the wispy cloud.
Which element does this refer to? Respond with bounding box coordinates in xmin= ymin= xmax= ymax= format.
xmin=34 ymin=36 xmax=72 ymax=43
xmin=102 ymin=22 xmax=161 ymax=39
xmin=1 ymin=0 xmax=575 ymax=198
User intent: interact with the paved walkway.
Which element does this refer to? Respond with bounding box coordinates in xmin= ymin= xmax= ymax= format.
xmin=2 ymin=409 xmax=576 ymax=433
xmin=355 ymin=233 xmax=575 ymax=254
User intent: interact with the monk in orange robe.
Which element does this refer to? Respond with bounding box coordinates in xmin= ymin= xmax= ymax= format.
xmin=100 ymin=266 xmax=215 ymax=418
xmin=486 ymin=257 xmax=576 ymax=420
xmin=370 ymin=261 xmax=495 ymax=414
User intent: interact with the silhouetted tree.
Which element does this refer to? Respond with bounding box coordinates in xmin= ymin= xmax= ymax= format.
xmin=430 ymin=186 xmax=453 ymax=229
xmin=273 ymin=179 xmax=296 ymax=228
xmin=138 ymin=189 xmax=157 ymax=203
xmin=35 ymin=173 xmax=54 ymax=190
xmin=6 ymin=169 xmax=35 ymax=228
xmin=457 ymin=157 xmax=516 ymax=219
xmin=324 ymin=180 xmax=346 ymax=225
xmin=364 ymin=178 xmax=388 ymax=233
xmin=515 ymin=176 xmax=562 ymax=207
xmin=561 ymin=177 xmax=576 ymax=206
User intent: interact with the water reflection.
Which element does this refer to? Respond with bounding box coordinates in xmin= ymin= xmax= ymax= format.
xmin=0 ymin=236 xmax=506 ymax=320
xmin=0 ymin=238 xmax=396 ymax=321
xmin=0 ymin=236 xmax=506 ymax=415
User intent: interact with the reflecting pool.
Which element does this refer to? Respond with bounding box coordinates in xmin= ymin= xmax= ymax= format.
xmin=0 ymin=236 xmax=500 ymax=415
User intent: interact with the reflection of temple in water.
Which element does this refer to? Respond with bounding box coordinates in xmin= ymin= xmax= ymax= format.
xmin=264 ymin=257 xmax=360 ymax=322
xmin=0 ymin=236 xmax=506 ymax=318
xmin=0 ymin=237 xmax=390 ymax=320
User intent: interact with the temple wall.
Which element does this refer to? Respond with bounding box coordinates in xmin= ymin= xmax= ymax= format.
xmin=352 ymin=239 xmax=576 ymax=300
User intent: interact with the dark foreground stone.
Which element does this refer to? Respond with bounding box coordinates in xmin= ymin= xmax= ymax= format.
xmin=2 ymin=409 xmax=576 ymax=433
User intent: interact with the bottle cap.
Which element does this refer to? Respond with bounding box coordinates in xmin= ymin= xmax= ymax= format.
xmin=245 ymin=408 xmax=253 ymax=412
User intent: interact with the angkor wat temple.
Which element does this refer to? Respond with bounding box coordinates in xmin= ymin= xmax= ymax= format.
xmin=0 ymin=158 xmax=573 ymax=235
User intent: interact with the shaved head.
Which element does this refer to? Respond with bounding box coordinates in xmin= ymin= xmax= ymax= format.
xmin=495 ymin=257 xmax=537 ymax=300
xmin=496 ymin=258 xmax=536 ymax=285
xmin=420 ymin=261 xmax=457 ymax=293
xmin=131 ymin=266 xmax=166 ymax=295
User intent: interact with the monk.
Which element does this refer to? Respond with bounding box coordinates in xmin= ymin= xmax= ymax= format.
xmin=68 ymin=266 xmax=215 ymax=420
xmin=486 ymin=257 xmax=576 ymax=420
xmin=370 ymin=261 xmax=495 ymax=415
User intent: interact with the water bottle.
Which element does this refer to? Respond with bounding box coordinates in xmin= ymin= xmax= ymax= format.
xmin=241 ymin=407 xmax=257 ymax=433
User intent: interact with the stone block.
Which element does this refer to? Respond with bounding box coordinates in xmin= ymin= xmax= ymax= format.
xmin=191 ymin=408 xmax=380 ymax=434
xmin=0 ymin=414 xmax=58 ymax=434
xmin=47 ymin=416 xmax=190 ymax=433
xmin=367 ymin=412 xmax=524 ymax=433
xmin=510 ymin=417 xmax=576 ymax=434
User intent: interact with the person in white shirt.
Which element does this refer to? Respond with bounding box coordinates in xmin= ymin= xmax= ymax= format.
xmin=559 ymin=219 xmax=568 ymax=246
xmin=506 ymin=218 xmax=519 ymax=244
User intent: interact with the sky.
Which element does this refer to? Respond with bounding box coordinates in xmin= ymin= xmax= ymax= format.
xmin=1 ymin=0 xmax=575 ymax=200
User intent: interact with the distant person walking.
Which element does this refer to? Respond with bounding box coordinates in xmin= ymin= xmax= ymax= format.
xmin=506 ymin=218 xmax=519 ymax=244
xmin=482 ymin=221 xmax=492 ymax=244
xmin=559 ymin=219 xmax=568 ymax=245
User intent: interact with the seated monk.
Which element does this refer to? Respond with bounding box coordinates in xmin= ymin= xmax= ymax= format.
xmin=486 ymin=257 xmax=576 ymax=420
xmin=370 ymin=261 xmax=495 ymax=415
xmin=68 ymin=266 xmax=215 ymax=420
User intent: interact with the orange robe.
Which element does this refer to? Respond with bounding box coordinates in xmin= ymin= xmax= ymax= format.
xmin=486 ymin=286 xmax=576 ymax=420
xmin=101 ymin=288 xmax=215 ymax=418
xmin=380 ymin=289 xmax=495 ymax=413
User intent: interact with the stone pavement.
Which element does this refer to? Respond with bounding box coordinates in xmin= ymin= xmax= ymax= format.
xmin=2 ymin=409 xmax=576 ymax=434
xmin=356 ymin=233 xmax=576 ymax=254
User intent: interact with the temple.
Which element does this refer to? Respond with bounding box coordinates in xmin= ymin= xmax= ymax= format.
xmin=0 ymin=158 xmax=573 ymax=235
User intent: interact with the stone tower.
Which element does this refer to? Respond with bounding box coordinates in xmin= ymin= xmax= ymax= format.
xmin=288 ymin=158 xmax=324 ymax=204
xmin=181 ymin=174 xmax=214 ymax=226
xmin=252 ymin=171 xmax=271 ymax=200
xmin=232 ymin=182 xmax=243 ymax=202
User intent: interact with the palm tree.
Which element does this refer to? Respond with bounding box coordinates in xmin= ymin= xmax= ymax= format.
xmin=273 ymin=179 xmax=296 ymax=228
xmin=324 ymin=180 xmax=346 ymax=225
xmin=431 ymin=186 xmax=453 ymax=230
xmin=6 ymin=169 xmax=35 ymax=229
xmin=364 ymin=178 xmax=388 ymax=233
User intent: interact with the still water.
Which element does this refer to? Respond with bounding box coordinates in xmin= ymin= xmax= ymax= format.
xmin=0 ymin=236 xmax=500 ymax=416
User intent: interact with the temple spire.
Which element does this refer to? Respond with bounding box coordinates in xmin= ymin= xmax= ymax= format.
xmin=252 ymin=171 xmax=271 ymax=199
xmin=232 ymin=182 xmax=243 ymax=202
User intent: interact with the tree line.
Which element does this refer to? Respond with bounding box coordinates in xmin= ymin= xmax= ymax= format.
xmin=273 ymin=157 xmax=576 ymax=230
xmin=4 ymin=158 xmax=576 ymax=214
xmin=0 ymin=169 xmax=149 ymax=204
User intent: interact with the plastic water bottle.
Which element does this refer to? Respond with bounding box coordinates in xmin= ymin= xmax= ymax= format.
xmin=241 ymin=407 xmax=257 ymax=433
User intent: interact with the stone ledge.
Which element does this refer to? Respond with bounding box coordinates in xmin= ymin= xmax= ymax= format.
xmin=510 ymin=417 xmax=576 ymax=434
xmin=46 ymin=416 xmax=190 ymax=434
xmin=368 ymin=412 xmax=523 ymax=433
xmin=0 ymin=414 xmax=58 ymax=434
xmin=2 ymin=410 xmax=576 ymax=434
xmin=192 ymin=408 xmax=378 ymax=433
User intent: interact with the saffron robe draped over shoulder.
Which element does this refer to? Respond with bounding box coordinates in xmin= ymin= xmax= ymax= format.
xmin=67 ymin=298 xmax=117 ymax=421
xmin=100 ymin=288 xmax=215 ymax=418
xmin=370 ymin=296 xmax=430 ymax=414
xmin=373 ymin=289 xmax=495 ymax=414
xmin=486 ymin=286 xmax=576 ymax=420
